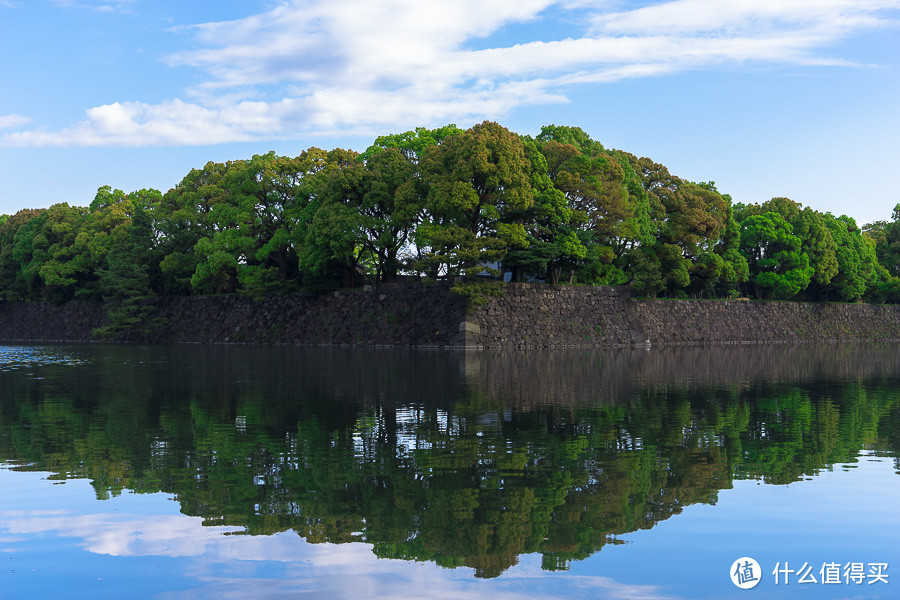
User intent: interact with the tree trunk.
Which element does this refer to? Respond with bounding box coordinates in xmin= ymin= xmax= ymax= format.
xmin=342 ymin=266 xmax=356 ymax=289
xmin=546 ymin=265 xmax=560 ymax=284
xmin=381 ymin=254 xmax=398 ymax=284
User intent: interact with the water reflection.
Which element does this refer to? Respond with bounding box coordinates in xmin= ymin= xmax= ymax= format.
xmin=0 ymin=343 xmax=898 ymax=579
xmin=0 ymin=344 xmax=87 ymax=370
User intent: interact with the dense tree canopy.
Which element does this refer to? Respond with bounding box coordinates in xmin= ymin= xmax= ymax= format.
xmin=0 ymin=120 xmax=896 ymax=313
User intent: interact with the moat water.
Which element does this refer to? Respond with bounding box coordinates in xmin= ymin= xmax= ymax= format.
xmin=1 ymin=343 xmax=898 ymax=599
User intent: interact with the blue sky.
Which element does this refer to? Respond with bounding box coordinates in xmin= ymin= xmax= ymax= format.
xmin=1 ymin=0 xmax=898 ymax=225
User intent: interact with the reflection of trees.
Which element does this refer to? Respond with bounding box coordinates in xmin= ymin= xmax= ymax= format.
xmin=1 ymin=344 xmax=899 ymax=577
xmin=739 ymin=381 xmax=898 ymax=483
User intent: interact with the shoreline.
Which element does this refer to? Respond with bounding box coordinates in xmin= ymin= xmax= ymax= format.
xmin=3 ymin=283 xmax=900 ymax=348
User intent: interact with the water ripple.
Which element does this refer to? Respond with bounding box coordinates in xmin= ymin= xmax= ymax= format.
xmin=0 ymin=345 xmax=87 ymax=371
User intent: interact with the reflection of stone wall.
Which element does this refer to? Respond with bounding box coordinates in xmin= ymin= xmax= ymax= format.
xmin=627 ymin=343 xmax=900 ymax=387
xmin=465 ymin=349 xmax=640 ymax=409
xmin=4 ymin=283 xmax=900 ymax=348
xmin=464 ymin=344 xmax=900 ymax=409
xmin=630 ymin=298 xmax=900 ymax=345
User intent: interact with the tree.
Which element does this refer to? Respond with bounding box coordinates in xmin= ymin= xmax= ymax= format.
xmin=756 ymin=198 xmax=838 ymax=299
xmin=630 ymin=159 xmax=728 ymax=260
xmin=538 ymin=137 xmax=629 ymax=283
xmin=219 ymin=152 xmax=317 ymax=295
xmin=711 ymin=201 xmax=749 ymax=298
xmin=92 ymin=201 xmax=158 ymax=339
xmin=416 ymin=121 xmax=534 ymax=278
xmin=366 ymin=125 xmax=463 ymax=163
xmin=866 ymin=204 xmax=900 ymax=281
xmin=0 ymin=208 xmax=45 ymax=301
xmin=68 ymin=186 xmax=158 ymax=301
xmin=172 ymin=150 xmax=328 ymax=295
xmin=529 ymin=126 xmax=658 ymax=286
xmin=822 ymin=213 xmax=877 ymax=301
xmin=500 ymin=136 xmax=583 ymax=283
xmin=614 ymin=154 xmax=728 ymax=296
xmin=13 ymin=203 xmax=92 ymax=303
xmin=360 ymin=125 xmax=471 ymax=284
xmin=360 ymin=147 xmax=425 ymax=283
xmin=863 ymin=216 xmax=900 ymax=303
xmin=739 ymin=212 xmax=813 ymax=299
xmin=155 ymin=161 xmax=231 ymax=295
xmin=295 ymin=149 xmax=371 ymax=289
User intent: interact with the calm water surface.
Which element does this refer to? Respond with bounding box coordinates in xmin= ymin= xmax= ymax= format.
xmin=1 ymin=343 xmax=898 ymax=600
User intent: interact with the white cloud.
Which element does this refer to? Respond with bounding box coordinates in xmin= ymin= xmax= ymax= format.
xmin=168 ymin=0 xmax=555 ymax=89
xmin=49 ymin=0 xmax=138 ymax=12
xmin=2 ymin=507 xmax=684 ymax=600
xmin=591 ymin=0 xmax=900 ymax=35
xmin=0 ymin=114 xmax=30 ymax=129
xmin=3 ymin=0 xmax=898 ymax=147
xmin=3 ymin=510 xmax=244 ymax=557
xmin=1 ymin=100 xmax=299 ymax=147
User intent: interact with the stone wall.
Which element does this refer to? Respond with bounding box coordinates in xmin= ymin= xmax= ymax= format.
xmin=3 ymin=283 xmax=900 ymax=347
xmin=128 ymin=283 xmax=467 ymax=346
xmin=0 ymin=300 xmax=108 ymax=342
xmin=0 ymin=283 xmax=466 ymax=347
xmin=465 ymin=283 xmax=644 ymax=348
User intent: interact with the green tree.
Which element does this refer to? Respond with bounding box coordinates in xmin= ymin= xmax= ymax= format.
xmin=66 ymin=186 xmax=160 ymax=301
xmin=295 ymin=149 xmax=372 ymax=289
xmin=92 ymin=201 xmax=158 ymax=339
xmin=361 ymin=125 xmax=467 ymax=283
xmin=359 ymin=147 xmax=425 ymax=283
xmin=862 ymin=217 xmax=900 ymax=303
xmin=176 ymin=150 xmax=327 ymax=295
xmin=755 ymin=198 xmax=838 ymax=299
xmin=501 ymin=136 xmax=582 ymax=283
xmin=711 ymin=201 xmax=749 ymax=298
xmin=366 ymin=124 xmax=463 ymax=163
xmin=739 ymin=211 xmax=813 ymax=299
xmin=537 ymin=137 xmax=628 ymax=283
xmin=11 ymin=203 xmax=92 ymax=303
xmin=155 ymin=161 xmax=231 ymax=295
xmin=822 ymin=213 xmax=877 ymax=301
xmin=0 ymin=208 xmax=45 ymax=301
xmin=416 ymin=121 xmax=534 ymax=278
xmin=615 ymin=154 xmax=727 ymax=296
xmin=223 ymin=152 xmax=319 ymax=295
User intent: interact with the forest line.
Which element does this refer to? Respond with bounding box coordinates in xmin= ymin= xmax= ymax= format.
xmin=2 ymin=120 xmax=900 ymax=332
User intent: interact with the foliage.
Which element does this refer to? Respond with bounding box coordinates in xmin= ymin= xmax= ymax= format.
xmin=739 ymin=212 xmax=813 ymax=299
xmin=449 ymin=278 xmax=507 ymax=308
xmin=0 ymin=121 xmax=894 ymax=305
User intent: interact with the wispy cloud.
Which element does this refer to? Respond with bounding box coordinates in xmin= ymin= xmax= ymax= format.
xmin=2 ymin=507 xmax=683 ymax=600
xmin=591 ymin=0 xmax=899 ymax=35
xmin=3 ymin=509 xmax=244 ymax=557
xmin=50 ymin=0 xmax=140 ymax=12
xmin=0 ymin=114 xmax=31 ymax=129
xmin=3 ymin=0 xmax=898 ymax=147
xmin=48 ymin=0 xmax=137 ymax=13
xmin=1 ymin=100 xmax=295 ymax=147
xmin=2 ymin=503 xmax=680 ymax=600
